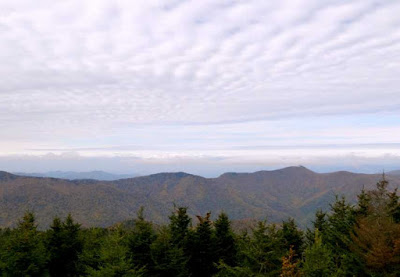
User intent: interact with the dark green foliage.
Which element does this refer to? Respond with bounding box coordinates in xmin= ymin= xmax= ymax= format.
xmin=46 ymin=214 xmax=83 ymax=276
xmin=86 ymin=224 xmax=144 ymax=276
xmin=169 ymin=206 xmax=191 ymax=247
xmin=151 ymin=226 xmax=188 ymax=277
xmin=149 ymin=206 xmax=193 ymax=276
xmin=187 ymin=212 xmax=217 ymax=277
xmin=355 ymin=188 xmax=371 ymax=217
xmin=387 ymin=188 xmax=400 ymax=223
xmin=305 ymin=209 xmax=327 ymax=247
xmin=324 ymin=196 xmax=363 ymax=275
xmin=214 ymin=212 xmax=237 ymax=267
xmin=79 ymin=227 xmax=107 ymax=273
xmin=312 ymin=210 xmax=328 ymax=234
xmin=127 ymin=207 xmax=157 ymax=274
xmin=279 ymin=218 xmax=304 ymax=256
xmin=302 ymin=229 xmax=334 ymax=277
xmin=229 ymin=221 xmax=283 ymax=276
xmin=1 ymin=212 xmax=47 ymax=276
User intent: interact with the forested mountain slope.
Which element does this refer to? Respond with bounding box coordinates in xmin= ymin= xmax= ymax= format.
xmin=388 ymin=169 xmax=400 ymax=176
xmin=1 ymin=166 xmax=399 ymax=228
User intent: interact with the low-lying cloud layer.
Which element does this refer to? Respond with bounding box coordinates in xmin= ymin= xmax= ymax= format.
xmin=1 ymin=0 xmax=399 ymax=174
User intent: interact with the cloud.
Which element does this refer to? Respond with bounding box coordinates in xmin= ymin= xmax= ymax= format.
xmin=0 ymin=0 xmax=399 ymax=173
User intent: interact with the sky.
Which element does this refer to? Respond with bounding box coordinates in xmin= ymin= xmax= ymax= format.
xmin=1 ymin=0 xmax=400 ymax=176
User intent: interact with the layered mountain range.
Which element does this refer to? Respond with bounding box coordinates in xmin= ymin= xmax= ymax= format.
xmin=12 ymin=171 xmax=137 ymax=181
xmin=1 ymin=166 xmax=399 ymax=228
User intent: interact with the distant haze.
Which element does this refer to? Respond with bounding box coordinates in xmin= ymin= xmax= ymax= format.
xmin=13 ymin=171 xmax=137 ymax=181
xmin=1 ymin=0 xmax=400 ymax=176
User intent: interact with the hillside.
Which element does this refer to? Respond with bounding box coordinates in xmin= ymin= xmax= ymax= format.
xmin=388 ymin=169 xmax=400 ymax=176
xmin=1 ymin=166 xmax=399 ymax=228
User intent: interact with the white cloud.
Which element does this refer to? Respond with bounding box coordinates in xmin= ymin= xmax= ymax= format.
xmin=0 ymin=0 xmax=399 ymax=173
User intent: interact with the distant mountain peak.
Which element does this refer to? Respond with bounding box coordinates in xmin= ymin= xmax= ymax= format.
xmin=146 ymin=172 xmax=196 ymax=179
xmin=276 ymin=166 xmax=315 ymax=173
xmin=0 ymin=171 xmax=18 ymax=181
xmin=12 ymin=171 xmax=137 ymax=181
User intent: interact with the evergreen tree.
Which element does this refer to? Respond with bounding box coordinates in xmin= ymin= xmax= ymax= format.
xmin=79 ymin=227 xmax=107 ymax=274
xmin=46 ymin=216 xmax=63 ymax=275
xmin=2 ymin=212 xmax=47 ymax=276
xmin=312 ymin=210 xmax=327 ymax=234
xmin=302 ymin=229 xmax=334 ymax=277
xmin=354 ymin=188 xmax=371 ymax=217
xmin=305 ymin=210 xmax=327 ymax=247
xmin=127 ymin=207 xmax=156 ymax=274
xmin=324 ymin=195 xmax=360 ymax=274
xmin=86 ymin=224 xmax=144 ymax=277
xmin=187 ymin=212 xmax=217 ymax=277
xmin=46 ymin=214 xmax=83 ymax=276
xmin=350 ymin=177 xmax=400 ymax=276
xmin=0 ymin=228 xmax=7 ymax=274
xmin=351 ymin=216 xmax=400 ymax=276
xmin=235 ymin=221 xmax=282 ymax=275
xmin=387 ymin=188 xmax=400 ymax=223
xmin=151 ymin=226 xmax=188 ymax=277
xmin=149 ymin=206 xmax=193 ymax=276
xmin=169 ymin=206 xmax=191 ymax=247
xmin=214 ymin=212 xmax=237 ymax=267
xmin=279 ymin=218 xmax=304 ymax=256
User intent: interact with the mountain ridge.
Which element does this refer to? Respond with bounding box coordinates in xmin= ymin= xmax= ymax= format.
xmin=388 ymin=169 xmax=400 ymax=176
xmin=1 ymin=166 xmax=399 ymax=229
xmin=12 ymin=170 xmax=137 ymax=181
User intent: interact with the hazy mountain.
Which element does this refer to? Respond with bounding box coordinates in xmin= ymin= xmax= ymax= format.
xmin=387 ymin=169 xmax=400 ymax=176
xmin=13 ymin=170 xmax=137 ymax=181
xmin=1 ymin=166 xmax=399 ymax=228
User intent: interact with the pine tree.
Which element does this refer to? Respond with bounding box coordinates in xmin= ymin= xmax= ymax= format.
xmin=214 ymin=212 xmax=237 ymax=267
xmin=350 ymin=177 xmax=400 ymax=276
xmin=169 ymin=206 xmax=191 ymax=247
xmin=150 ymin=206 xmax=193 ymax=276
xmin=127 ymin=207 xmax=156 ymax=274
xmin=187 ymin=212 xmax=217 ymax=277
xmin=2 ymin=212 xmax=47 ymax=276
xmin=279 ymin=218 xmax=304 ymax=256
xmin=46 ymin=217 xmax=63 ymax=275
xmin=236 ymin=221 xmax=283 ymax=275
xmin=351 ymin=216 xmax=400 ymax=276
xmin=302 ymin=229 xmax=334 ymax=277
xmin=355 ymin=188 xmax=371 ymax=217
xmin=324 ymin=195 xmax=360 ymax=274
xmin=305 ymin=210 xmax=327 ymax=247
xmin=86 ymin=224 xmax=144 ymax=277
xmin=80 ymin=227 xmax=107 ymax=273
xmin=46 ymin=214 xmax=83 ymax=277
xmin=313 ymin=210 xmax=327 ymax=234
xmin=0 ymin=227 xmax=9 ymax=274
xmin=151 ymin=226 xmax=189 ymax=277
xmin=387 ymin=188 xmax=400 ymax=223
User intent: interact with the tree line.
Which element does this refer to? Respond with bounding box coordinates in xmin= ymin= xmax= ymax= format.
xmin=0 ymin=176 xmax=399 ymax=276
